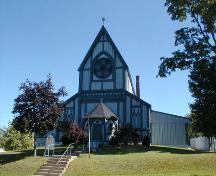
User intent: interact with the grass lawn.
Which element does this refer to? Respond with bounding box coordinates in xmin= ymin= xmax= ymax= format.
xmin=0 ymin=146 xmax=216 ymax=176
xmin=65 ymin=145 xmax=216 ymax=176
xmin=0 ymin=150 xmax=47 ymax=176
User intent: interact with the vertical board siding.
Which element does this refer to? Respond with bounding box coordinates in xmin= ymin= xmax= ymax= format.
xmin=99 ymin=34 xmax=104 ymax=41
xmin=87 ymin=103 xmax=97 ymax=113
xmin=128 ymin=77 xmax=133 ymax=94
xmin=116 ymin=69 xmax=123 ymax=89
xmin=65 ymin=101 xmax=74 ymax=107
xmin=142 ymin=106 xmax=147 ymax=129
xmin=119 ymin=102 xmax=123 ymax=121
xmin=104 ymin=41 xmax=114 ymax=58
xmin=74 ymin=98 xmax=79 ymax=123
xmin=105 ymin=102 xmax=117 ymax=115
xmin=84 ymin=58 xmax=91 ymax=69
xmin=91 ymin=82 xmax=102 ymax=90
xmin=150 ymin=111 xmax=189 ymax=146
xmin=103 ymin=82 xmax=114 ymax=90
xmin=81 ymin=103 xmax=85 ymax=118
xmin=126 ymin=96 xmax=130 ymax=123
xmin=125 ymin=70 xmax=134 ymax=94
xmin=82 ymin=70 xmax=90 ymax=90
xmin=92 ymin=42 xmax=103 ymax=58
xmin=132 ymin=99 xmax=140 ymax=106
xmin=116 ymin=55 xmax=123 ymax=67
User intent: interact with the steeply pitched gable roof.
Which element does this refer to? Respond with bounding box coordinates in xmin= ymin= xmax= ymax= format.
xmin=78 ymin=25 xmax=128 ymax=71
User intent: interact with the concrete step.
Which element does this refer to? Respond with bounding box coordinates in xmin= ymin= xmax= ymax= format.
xmin=34 ymin=173 xmax=60 ymax=176
xmin=47 ymin=160 xmax=67 ymax=164
xmin=33 ymin=155 xmax=77 ymax=176
xmin=49 ymin=158 xmax=69 ymax=161
xmin=40 ymin=165 xmax=65 ymax=169
xmin=42 ymin=164 xmax=67 ymax=167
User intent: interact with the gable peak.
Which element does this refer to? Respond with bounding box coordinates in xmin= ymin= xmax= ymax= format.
xmin=78 ymin=25 xmax=128 ymax=71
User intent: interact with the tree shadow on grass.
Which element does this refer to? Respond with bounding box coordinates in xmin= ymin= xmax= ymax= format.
xmin=0 ymin=148 xmax=43 ymax=165
xmin=95 ymin=145 xmax=213 ymax=155
xmin=0 ymin=146 xmax=68 ymax=165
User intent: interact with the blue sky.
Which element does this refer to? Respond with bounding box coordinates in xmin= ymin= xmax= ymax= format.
xmin=0 ymin=0 xmax=193 ymax=127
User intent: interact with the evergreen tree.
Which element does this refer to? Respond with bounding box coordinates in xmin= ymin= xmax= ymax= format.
xmin=0 ymin=124 xmax=33 ymax=151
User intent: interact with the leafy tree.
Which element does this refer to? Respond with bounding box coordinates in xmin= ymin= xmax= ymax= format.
xmin=0 ymin=124 xmax=33 ymax=150
xmin=61 ymin=121 xmax=87 ymax=146
xmin=158 ymin=0 xmax=216 ymax=143
xmin=12 ymin=74 xmax=67 ymax=156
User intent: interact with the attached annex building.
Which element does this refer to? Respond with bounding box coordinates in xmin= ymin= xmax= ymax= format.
xmin=37 ymin=26 xmax=190 ymax=147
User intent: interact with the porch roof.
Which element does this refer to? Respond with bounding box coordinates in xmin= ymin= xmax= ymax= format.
xmin=83 ymin=102 xmax=118 ymax=120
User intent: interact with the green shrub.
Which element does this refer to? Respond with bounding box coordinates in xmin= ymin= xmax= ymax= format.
xmin=110 ymin=124 xmax=140 ymax=145
xmin=0 ymin=125 xmax=33 ymax=150
xmin=142 ymin=135 xmax=150 ymax=146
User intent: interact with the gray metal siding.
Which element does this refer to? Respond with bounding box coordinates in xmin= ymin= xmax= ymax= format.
xmin=150 ymin=111 xmax=189 ymax=147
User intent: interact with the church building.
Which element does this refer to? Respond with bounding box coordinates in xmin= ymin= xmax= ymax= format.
xmin=37 ymin=26 xmax=190 ymax=148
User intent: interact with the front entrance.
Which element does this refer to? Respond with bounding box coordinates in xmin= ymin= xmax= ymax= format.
xmin=92 ymin=121 xmax=104 ymax=141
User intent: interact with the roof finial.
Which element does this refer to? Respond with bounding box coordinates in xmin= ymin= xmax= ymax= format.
xmin=102 ymin=17 xmax=105 ymax=26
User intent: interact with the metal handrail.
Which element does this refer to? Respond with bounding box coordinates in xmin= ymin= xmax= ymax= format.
xmin=56 ymin=143 xmax=74 ymax=165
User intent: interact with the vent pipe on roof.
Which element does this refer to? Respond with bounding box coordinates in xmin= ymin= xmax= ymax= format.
xmin=136 ymin=75 xmax=140 ymax=98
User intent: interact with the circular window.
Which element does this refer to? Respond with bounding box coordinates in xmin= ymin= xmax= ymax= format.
xmin=93 ymin=58 xmax=113 ymax=79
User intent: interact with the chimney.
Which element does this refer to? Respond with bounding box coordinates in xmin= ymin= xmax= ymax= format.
xmin=136 ymin=75 xmax=140 ymax=98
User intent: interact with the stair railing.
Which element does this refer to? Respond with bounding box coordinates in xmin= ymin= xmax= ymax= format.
xmin=56 ymin=143 xmax=74 ymax=165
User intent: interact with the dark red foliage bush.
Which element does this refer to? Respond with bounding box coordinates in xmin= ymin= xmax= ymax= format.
xmin=61 ymin=121 xmax=87 ymax=145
